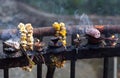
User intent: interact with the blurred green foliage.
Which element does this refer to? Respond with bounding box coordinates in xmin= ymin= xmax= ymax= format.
xmin=26 ymin=0 xmax=120 ymax=15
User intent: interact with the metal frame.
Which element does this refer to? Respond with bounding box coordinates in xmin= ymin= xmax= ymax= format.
xmin=1 ymin=36 xmax=119 ymax=78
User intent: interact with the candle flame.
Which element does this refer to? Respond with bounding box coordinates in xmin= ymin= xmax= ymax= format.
xmin=77 ymin=34 xmax=80 ymax=39
xmin=111 ymin=35 xmax=115 ymax=39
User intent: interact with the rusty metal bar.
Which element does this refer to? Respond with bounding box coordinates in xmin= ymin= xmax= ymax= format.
xmin=0 ymin=27 xmax=55 ymax=40
xmin=32 ymin=25 xmax=120 ymax=35
xmin=33 ymin=27 xmax=55 ymax=37
xmin=0 ymin=25 xmax=120 ymax=40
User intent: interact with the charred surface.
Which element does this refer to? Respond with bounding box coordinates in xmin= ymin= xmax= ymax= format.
xmin=0 ymin=56 xmax=29 ymax=69
xmin=0 ymin=45 xmax=120 ymax=69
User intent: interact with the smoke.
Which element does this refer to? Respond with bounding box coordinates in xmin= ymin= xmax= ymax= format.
xmin=79 ymin=13 xmax=93 ymax=34
xmin=1 ymin=29 xmax=12 ymax=40
xmin=79 ymin=14 xmax=93 ymax=26
xmin=1 ymin=25 xmax=19 ymax=41
xmin=66 ymin=13 xmax=93 ymax=35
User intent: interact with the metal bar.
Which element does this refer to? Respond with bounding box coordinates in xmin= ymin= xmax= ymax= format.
xmin=103 ymin=57 xmax=118 ymax=78
xmin=37 ymin=64 xmax=42 ymax=78
xmin=1 ymin=45 xmax=120 ymax=68
xmin=70 ymin=35 xmax=76 ymax=78
xmin=103 ymin=33 xmax=118 ymax=78
xmin=103 ymin=57 xmax=109 ymax=78
xmin=4 ymin=68 xmax=9 ymax=78
xmin=1 ymin=25 xmax=120 ymax=40
xmin=70 ymin=60 xmax=76 ymax=78
xmin=46 ymin=65 xmax=56 ymax=78
xmin=37 ymin=37 xmax=43 ymax=78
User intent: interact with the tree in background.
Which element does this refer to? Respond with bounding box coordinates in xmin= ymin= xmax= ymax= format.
xmin=24 ymin=0 xmax=120 ymax=16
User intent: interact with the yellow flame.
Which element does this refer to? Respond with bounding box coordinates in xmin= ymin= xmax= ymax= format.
xmin=111 ymin=35 xmax=115 ymax=39
xmin=77 ymin=34 xmax=80 ymax=39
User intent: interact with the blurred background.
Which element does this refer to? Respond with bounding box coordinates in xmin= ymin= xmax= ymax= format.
xmin=0 ymin=0 xmax=120 ymax=78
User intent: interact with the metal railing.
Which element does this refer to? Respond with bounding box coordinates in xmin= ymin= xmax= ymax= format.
xmin=1 ymin=35 xmax=119 ymax=78
xmin=1 ymin=24 xmax=120 ymax=78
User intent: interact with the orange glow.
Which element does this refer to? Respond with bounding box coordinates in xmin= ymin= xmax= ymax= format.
xmin=111 ymin=35 xmax=115 ymax=39
xmin=112 ymin=43 xmax=116 ymax=46
xmin=94 ymin=25 xmax=104 ymax=31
